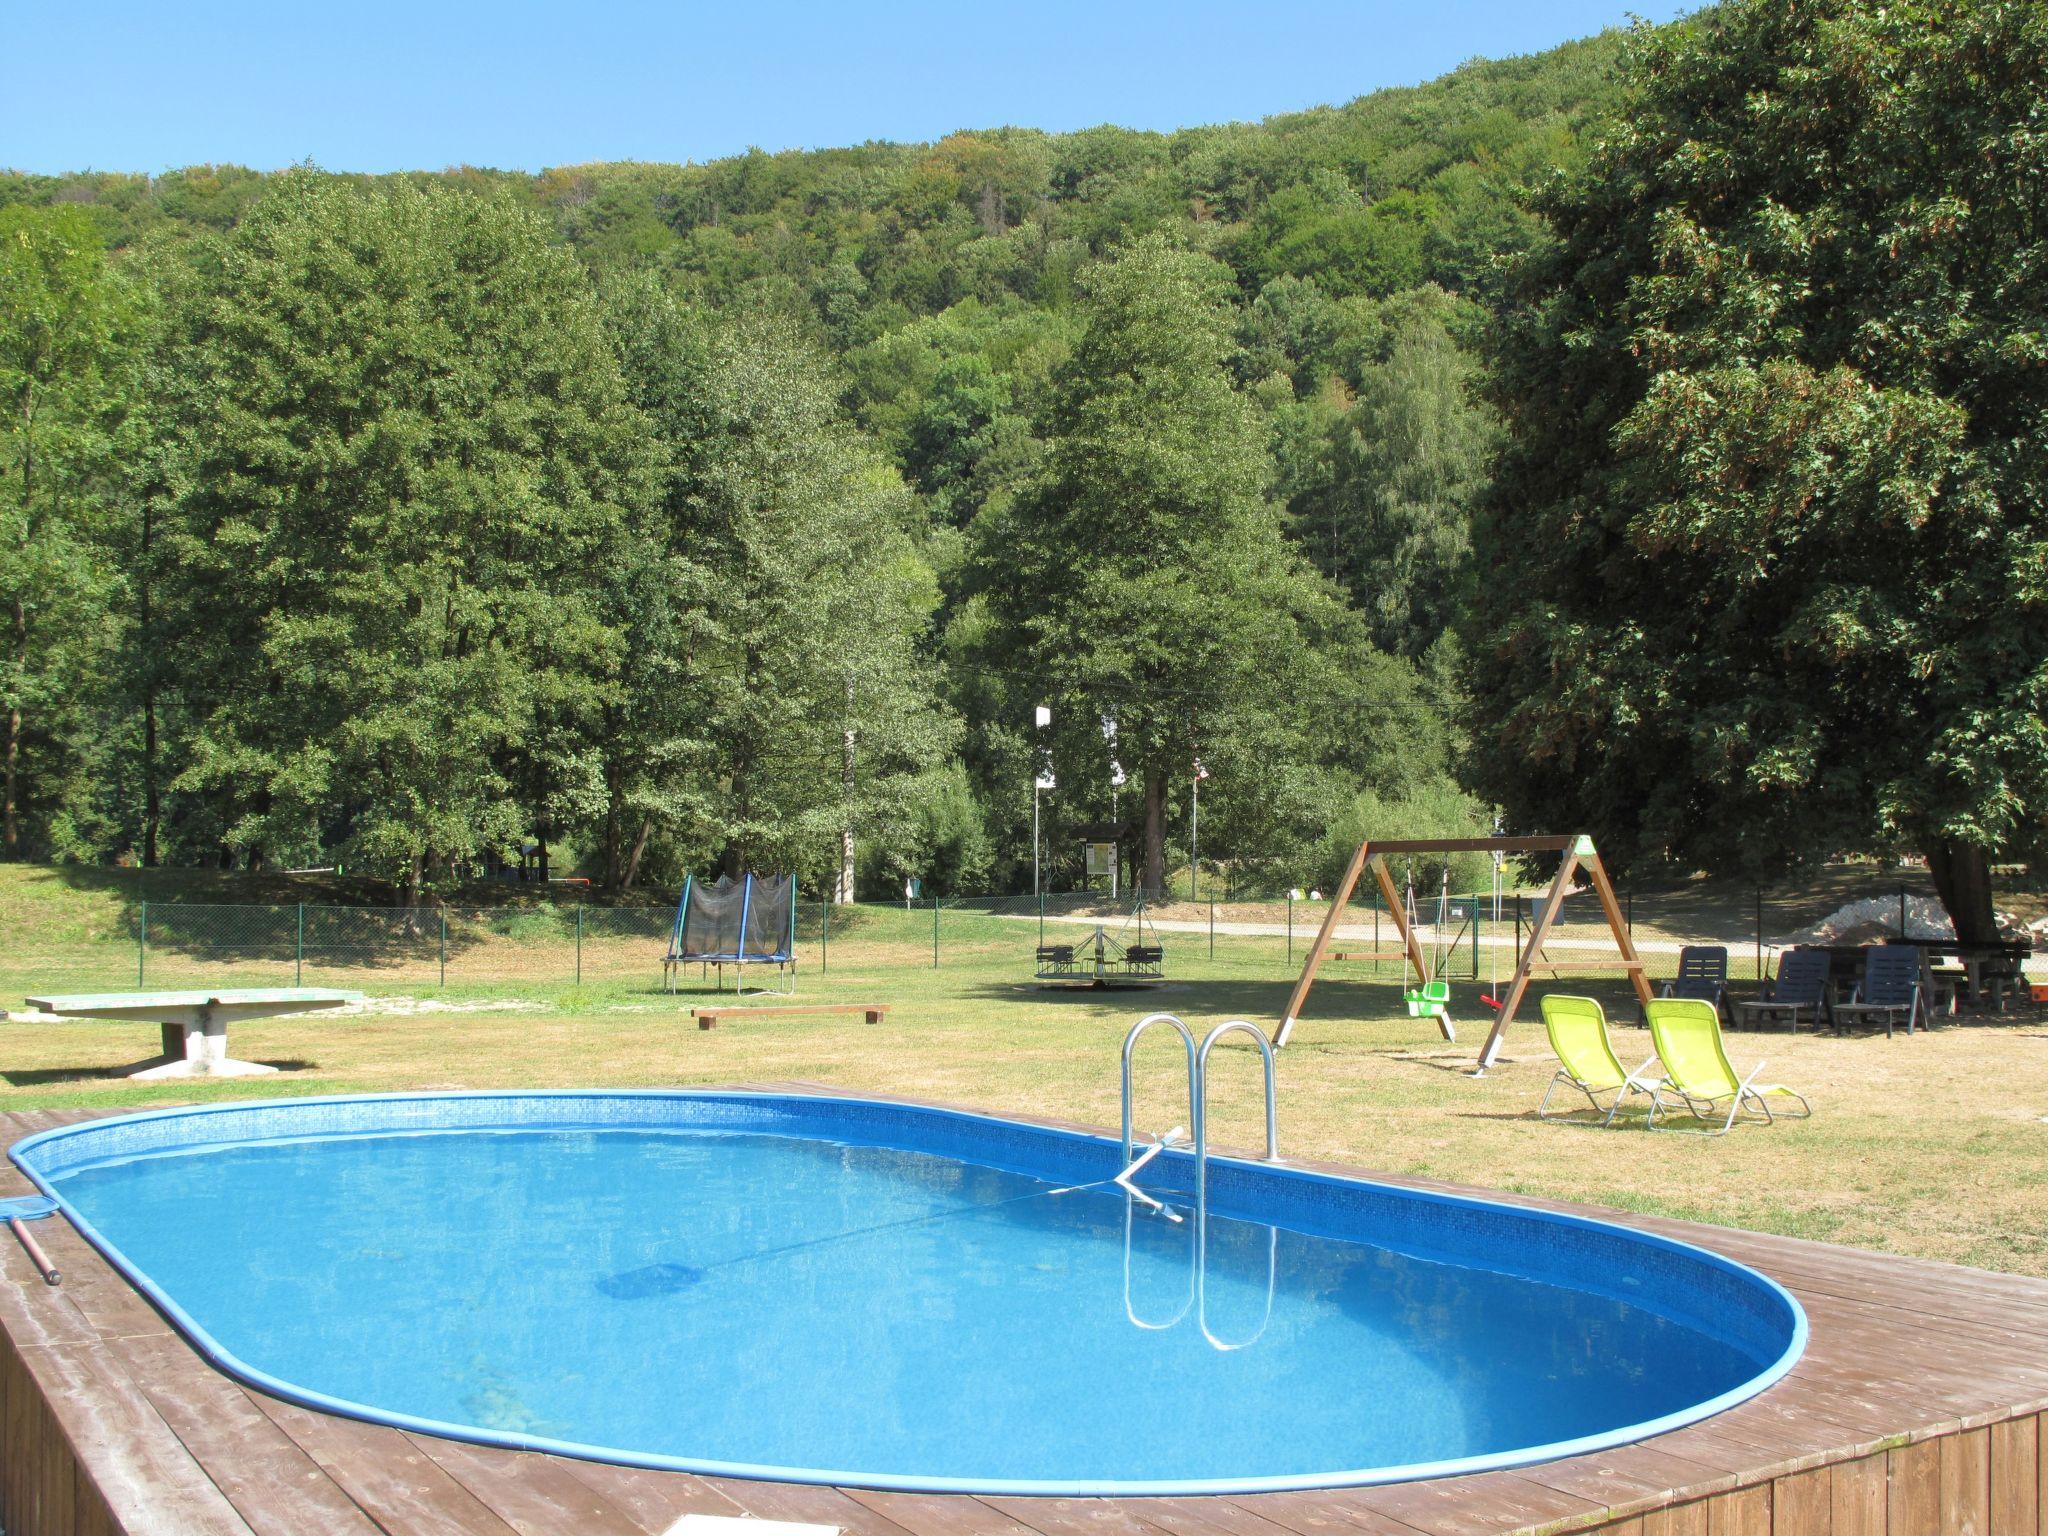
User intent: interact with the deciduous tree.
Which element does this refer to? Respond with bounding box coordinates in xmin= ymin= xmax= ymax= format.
xmin=1467 ymin=0 xmax=2048 ymax=941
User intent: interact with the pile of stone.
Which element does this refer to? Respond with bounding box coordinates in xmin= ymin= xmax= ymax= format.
xmin=1776 ymin=894 xmax=2033 ymax=947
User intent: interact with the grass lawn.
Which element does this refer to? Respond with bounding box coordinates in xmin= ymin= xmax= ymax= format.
xmin=3 ymin=877 xmax=2044 ymax=1284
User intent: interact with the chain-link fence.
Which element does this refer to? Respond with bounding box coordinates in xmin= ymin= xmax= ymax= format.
xmin=8 ymin=875 xmax=2033 ymax=1008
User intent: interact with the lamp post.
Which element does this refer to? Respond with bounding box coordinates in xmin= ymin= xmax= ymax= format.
xmin=1191 ymin=757 xmax=1208 ymax=902
xmin=1033 ymin=706 xmax=1052 ymax=898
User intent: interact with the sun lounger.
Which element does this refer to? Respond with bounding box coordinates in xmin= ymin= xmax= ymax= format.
xmin=1731 ymin=947 xmax=1831 ymax=1032
xmin=1832 ymin=946 xmax=1926 ymax=1037
xmin=1537 ymin=994 xmax=1662 ymax=1126
xmin=1644 ymin=997 xmax=1811 ymax=1135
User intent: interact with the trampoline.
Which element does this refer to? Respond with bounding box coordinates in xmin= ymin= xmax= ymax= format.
xmin=663 ymin=873 xmax=797 ymax=994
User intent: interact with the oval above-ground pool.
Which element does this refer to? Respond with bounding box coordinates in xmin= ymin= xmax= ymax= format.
xmin=9 ymin=1091 xmax=1804 ymax=1496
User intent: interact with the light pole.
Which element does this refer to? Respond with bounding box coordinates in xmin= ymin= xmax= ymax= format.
xmin=1033 ymin=706 xmax=1052 ymax=898
xmin=1191 ymin=757 xmax=1207 ymax=901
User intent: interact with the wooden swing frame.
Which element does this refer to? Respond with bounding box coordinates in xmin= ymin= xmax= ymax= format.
xmin=1272 ymin=835 xmax=1652 ymax=1070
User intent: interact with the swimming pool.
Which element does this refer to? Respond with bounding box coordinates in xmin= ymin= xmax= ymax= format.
xmin=9 ymin=1091 xmax=1804 ymax=1496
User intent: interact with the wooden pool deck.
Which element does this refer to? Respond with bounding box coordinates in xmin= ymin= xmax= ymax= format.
xmin=2 ymin=1088 xmax=2045 ymax=1536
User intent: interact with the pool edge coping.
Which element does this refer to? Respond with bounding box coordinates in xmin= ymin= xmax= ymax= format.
xmin=8 ymin=1085 xmax=1808 ymax=1500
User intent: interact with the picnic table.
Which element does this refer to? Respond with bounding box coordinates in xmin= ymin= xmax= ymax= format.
xmin=21 ymin=988 xmax=364 ymax=1079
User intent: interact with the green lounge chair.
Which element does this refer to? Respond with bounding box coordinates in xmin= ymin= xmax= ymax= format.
xmin=1537 ymin=994 xmax=1662 ymax=1125
xmin=1644 ymin=997 xmax=1812 ymax=1135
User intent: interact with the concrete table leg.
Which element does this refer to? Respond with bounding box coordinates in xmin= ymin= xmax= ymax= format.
xmin=119 ymin=1007 xmax=279 ymax=1079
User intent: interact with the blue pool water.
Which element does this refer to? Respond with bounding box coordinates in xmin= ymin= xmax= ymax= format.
xmin=10 ymin=1092 xmax=1803 ymax=1494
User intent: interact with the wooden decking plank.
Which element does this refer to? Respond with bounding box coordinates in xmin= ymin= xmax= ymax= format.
xmin=701 ymin=1473 xmax=923 ymax=1535
xmin=1115 ymin=1494 xmax=1329 ymax=1536
xmin=1829 ymin=1452 xmax=1888 ymax=1536
xmin=1514 ymin=1441 xmax=1738 ymax=1520
xmin=1886 ymin=1438 xmax=1940 ymax=1536
xmin=1219 ymin=1488 xmax=1435 ymax=1535
xmin=107 ymin=1330 xmax=382 ymax=1536
xmin=17 ymin=1336 xmax=257 ymax=1535
xmin=1988 ymin=1416 xmax=2038 ymax=1536
xmin=1640 ymin=1502 xmax=1708 ymax=1536
xmin=1939 ymin=1426 xmax=1992 ymax=1536
xmin=1344 ymin=1469 xmax=1597 ymax=1534
xmin=844 ymin=1487 xmax=1049 ymax=1535
xmin=552 ymin=1457 xmax=748 ymax=1533
xmin=1702 ymin=1482 xmax=1768 ymax=1534
xmin=0 ymin=1230 xmax=105 ymax=1353
xmin=976 ymin=1494 xmax=1159 ymax=1535
xmin=404 ymin=1432 xmax=651 ymax=1536
xmin=1768 ymin=1466 xmax=1830 ymax=1536
xmin=250 ymin=1393 xmax=524 ymax=1536
xmin=33 ymin=1218 xmax=177 ymax=1342
xmin=4 ymin=1102 xmax=2048 ymax=1536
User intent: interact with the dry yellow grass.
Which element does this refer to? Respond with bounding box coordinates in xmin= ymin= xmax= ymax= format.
xmin=4 ymin=938 xmax=2043 ymax=1281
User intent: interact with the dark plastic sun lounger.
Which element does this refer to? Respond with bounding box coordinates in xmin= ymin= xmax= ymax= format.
xmin=1660 ymin=945 xmax=1730 ymax=1018
xmin=1831 ymin=945 xmax=1926 ymax=1038
xmin=1732 ymin=947 xmax=1831 ymax=1033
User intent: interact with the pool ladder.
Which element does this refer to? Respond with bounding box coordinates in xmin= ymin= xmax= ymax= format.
xmin=1118 ymin=1012 xmax=1279 ymax=1349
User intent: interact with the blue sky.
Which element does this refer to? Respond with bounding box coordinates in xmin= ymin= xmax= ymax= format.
xmin=6 ymin=1 xmax=1691 ymax=176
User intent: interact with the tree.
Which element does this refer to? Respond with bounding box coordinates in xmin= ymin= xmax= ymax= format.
xmin=663 ymin=314 xmax=953 ymax=894
xmin=1466 ymin=0 xmax=2048 ymax=941
xmin=985 ymin=234 xmax=1384 ymax=893
xmin=1299 ymin=287 xmax=1497 ymax=659
xmin=0 ymin=205 xmax=138 ymax=859
xmin=155 ymin=174 xmax=652 ymax=902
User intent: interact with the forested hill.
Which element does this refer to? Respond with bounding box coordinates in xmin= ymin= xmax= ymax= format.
xmin=3 ymin=30 xmax=1625 ymax=298
xmin=0 ymin=28 xmax=1641 ymax=900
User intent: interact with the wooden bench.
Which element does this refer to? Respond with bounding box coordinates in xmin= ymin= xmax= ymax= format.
xmin=691 ymin=1003 xmax=887 ymax=1030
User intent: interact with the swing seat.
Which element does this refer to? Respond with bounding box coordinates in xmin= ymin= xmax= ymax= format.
xmin=1403 ymin=979 xmax=1451 ymax=1018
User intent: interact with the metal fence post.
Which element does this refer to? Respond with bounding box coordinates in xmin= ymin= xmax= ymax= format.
xmin=295 ymin=903 xmax=304 ymax=986
xmin=821 ymin=898 xmax=828 ymax=974
xmin=1756 ymin=887 xmax=1764 ymax=983
xmin=137 ymin=900 xmax=147 ymax=986
xmin=1287 ymin=894 xmax=1293 ymax=962
xmin=932 ymin=894 xmax=940 ymax=969
xmin=1038 ymin=889 xmax=1044 ymax=949
xmin=1209 ymin=900 xmax=1215 ymax=959
xmin=439 ymin=910 xmax=447 ymax=988
xmin=575 ymin=902 xmax=584 ymax=987
xmin=1471 ymin=895 xmax=1479 ymax=979
xmin=1898 ymin=885 xmax=1907 ymax=939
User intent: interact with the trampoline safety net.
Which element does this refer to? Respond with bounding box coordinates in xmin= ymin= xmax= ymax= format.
xmin=667 ymin=873 xmax=796 ymax=965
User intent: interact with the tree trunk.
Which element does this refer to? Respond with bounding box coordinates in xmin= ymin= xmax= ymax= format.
xmin=142 ymin=686 xmax=159 ymax=867
xmin=404 ymin=853 xmax=424 ymax=935
xmin=836 ymin=705 xmax=856 ymax=904
xmin=4 ymin=596 xmax=22 ymax=858
xmin=1141 ymin=769 xmax=1166 ymax=896
xmin=622 ymin=815 xmax=653 ymax=891
xmin=140 ymin=496 xmax=157 ymax=866
xmin=601 ymin=761 xmax=624 ymax=890
xmin=1926 ymin=840 xmax=2000 ymax=945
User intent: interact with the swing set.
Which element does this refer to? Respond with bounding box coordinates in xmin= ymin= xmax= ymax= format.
xmin=1273 ymin=835 xmax=1651 ymax=1072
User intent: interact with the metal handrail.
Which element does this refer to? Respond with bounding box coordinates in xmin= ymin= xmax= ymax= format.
xmin=1120 ymin=1012 xmax=1198 ymax=1165
xmin=1199 ymin=1220 xmax=1276 ymax=1352
xmin=1193 ymin=1019 xmax=1281 ymax=1350
xmin=1193 ymin=1019 xmax=1278 ymax=1210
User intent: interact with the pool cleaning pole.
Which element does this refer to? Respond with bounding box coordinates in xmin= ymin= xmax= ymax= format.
xmin=7 ymin=1215 xmax=59 ymax=1286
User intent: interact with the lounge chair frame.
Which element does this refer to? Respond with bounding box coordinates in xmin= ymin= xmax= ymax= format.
xmin=1831 ymin=947 xmax=1927 ymax=1038
xmin=1732 ymin=947 xmax=1833 ymax=1033
xmin=1645 ymin=998 xmax=1813 ymax=1137
xmin=1536 ymin=996 xmax=1662 ymax=1127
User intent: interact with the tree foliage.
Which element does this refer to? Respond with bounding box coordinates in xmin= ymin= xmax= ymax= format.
xmin=1467 ymin=0 xmax=2048 ymax=937
xmin=154 ymin=175 xmax=651 ymax=897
